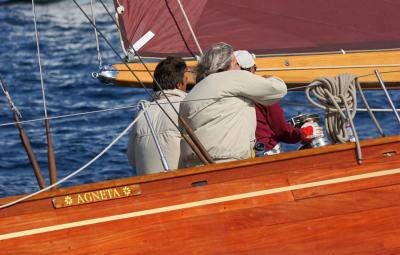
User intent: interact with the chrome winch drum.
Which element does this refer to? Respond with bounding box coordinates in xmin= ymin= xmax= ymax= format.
xmin=289 ymin=113 xmax=328 ymax=149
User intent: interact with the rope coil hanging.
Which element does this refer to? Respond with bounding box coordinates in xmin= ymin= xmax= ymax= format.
xmin=305 ymin=74 xmax=362 ymax=164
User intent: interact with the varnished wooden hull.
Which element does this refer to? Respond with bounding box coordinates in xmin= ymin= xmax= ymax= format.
xmin=104 ymin=50 xmax=400 ymax=89
xmin=1 ymin=136 xmax=400 ymax=254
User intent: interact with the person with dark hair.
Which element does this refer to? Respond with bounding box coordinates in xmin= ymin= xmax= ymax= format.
xmin=233 ymin=50 xmax=323 ymax=155
xmin=152 ymin=56 xmax=188 ymax=92
xmin=127 ymin=56 xmax=188 ymax=175
xmin=179 ymin=43 xmax=287 ymax=167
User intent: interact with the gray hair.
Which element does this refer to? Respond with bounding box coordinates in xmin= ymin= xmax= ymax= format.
xmin=195 ymin=42 xmax=234 ymax=83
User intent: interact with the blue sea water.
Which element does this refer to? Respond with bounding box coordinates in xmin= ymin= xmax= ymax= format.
xmin=0 ymin=1 xmax=399 ymax=198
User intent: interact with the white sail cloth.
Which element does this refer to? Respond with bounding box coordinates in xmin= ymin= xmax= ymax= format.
xmin=179 ymin=70 xmax=287 ymax=167
xmin=127 ymin=89 xmax=187 ymax=175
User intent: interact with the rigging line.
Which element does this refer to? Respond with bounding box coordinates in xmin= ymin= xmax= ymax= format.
xmin=4 ymin=88 xmax=396 ymax=129
xmin=97 ymin=0 xmax=190 ymax=122
xmin=356 ymin=108 xmax=400 ymax=112
xmin=97 ymin=0 xmax=118 ymax=30
xmin=32 ymin=0 xmax=58 ymax=186
xmin=31 ymin=0 xmax=48 ymax=118
xmin=96 ymin=0 xmax=212 ymax=149
xmin=115 ymin=11 xmax=128 ymax=56
xmin=176 ymin=0 xmax=203 ymax=56
xmin=90 ymin=0 xmax=102 ymax=68
xmin=254 ymin=48 xmax=400 ymax=58
xmin=374 ymin=70 xmax=400 ymax=125
xmin=0 ymin=104 xmax=139 ymax=128
xmin=287 ymin=69 xmax=400 ymax=92
xmin=1 ymin=88 xmax=395 ymax=129
xmin=0 ymin=110 xmax=146 ymax=209
xmin=287 ymin=83 xmax=318 ymax=91
xmin=281 ymin=98 xmax=399 ymax=110
xmin=0 ymin=75 xmax=47 ymax=189
xmin=80 ymin=0 xmax=180 ymax=131
xmin=256 ymin=63 xmax=400 ymax=72
xmin=97 ymin=0 xmax=127 ymax=56
xmin=76 ymin=0 xmax=213 ymax=164
xmin=354 ymin=77 xmax=385 ymax=137
xmin=0 ymin=76 xmax=22 ymax=119
xmin=281 ymin=100 xmax=400 ymax=112
xmin=357 ymin=69 xmax=400 ymax=78
xmin=164 ymin=0 xmax=197 ymax=58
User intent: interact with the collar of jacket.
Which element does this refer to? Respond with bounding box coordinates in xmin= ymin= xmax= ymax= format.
xmin=153 ymin=89 xmax=187 ymax=100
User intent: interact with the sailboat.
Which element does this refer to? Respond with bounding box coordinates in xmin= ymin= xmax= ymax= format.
xmin=1 ymin=0 xmax=400 ymax=254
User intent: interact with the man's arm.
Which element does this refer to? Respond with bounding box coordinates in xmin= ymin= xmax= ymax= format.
xmin=266 ymin=103 xmax=305 ymax=144
xmin=229 ymin=70 xmax=287 ymax=106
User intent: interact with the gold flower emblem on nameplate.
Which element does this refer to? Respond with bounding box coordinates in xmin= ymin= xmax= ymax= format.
xmin=122 ymin=186 xmax=131 ymax=196
xmin=64 ymin=196 xmax=73 ymax=206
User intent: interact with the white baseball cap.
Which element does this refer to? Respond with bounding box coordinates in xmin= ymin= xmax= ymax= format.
xmin=233 ymin=50 xmax=256 ymax=69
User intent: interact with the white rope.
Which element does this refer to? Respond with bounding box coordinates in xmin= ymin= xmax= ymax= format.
xmin=176 ymin=0 xmax=203 ymax=55
xmin=0 ymin=110 xmax=145 ymax=209
xmin=306 ymin=75 xmax=358 ymax=143
xmin=305 ymin=74 xmax=363 ymax=164
xmin=115 ymin=13 xmax=128 ymax=56
xmin=90 ymin=0 xmax=102 ymax=67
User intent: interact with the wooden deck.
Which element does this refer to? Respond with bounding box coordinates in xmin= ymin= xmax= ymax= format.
xmin=0 ymin=136 xmax=400 ymax=254
xmin=108 ymin=50 xmax=400 ymax=89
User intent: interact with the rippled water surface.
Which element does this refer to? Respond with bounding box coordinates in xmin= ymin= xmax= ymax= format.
xmin=0 ymin=1 xmax=399 ymax=197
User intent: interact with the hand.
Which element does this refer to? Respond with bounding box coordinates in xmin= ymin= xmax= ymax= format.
xmin=300 ymin=121 xmax=324 ymax=142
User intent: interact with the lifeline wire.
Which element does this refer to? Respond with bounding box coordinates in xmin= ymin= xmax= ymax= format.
xmin=0 ymin=103 xmax=139 ymax=128
xmin=0 ymin=110 xmax=145 ymax=209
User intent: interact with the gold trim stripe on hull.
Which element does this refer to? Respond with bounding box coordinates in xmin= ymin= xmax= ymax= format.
xmin=1 ymin=167 xmax=400 ymax=241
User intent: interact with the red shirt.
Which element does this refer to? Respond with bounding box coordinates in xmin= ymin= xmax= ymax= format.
xmin=255 ymin=102 xmax=305 ymax=150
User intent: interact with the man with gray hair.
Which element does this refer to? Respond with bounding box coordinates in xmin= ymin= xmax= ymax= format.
xmin=179 ymin=42 xmax=287 ymax=167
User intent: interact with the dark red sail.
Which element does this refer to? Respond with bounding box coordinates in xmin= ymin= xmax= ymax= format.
xmin=115 ymin=0 xmax=400 ymax=57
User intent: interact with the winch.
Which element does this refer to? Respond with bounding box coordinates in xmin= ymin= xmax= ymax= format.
xmin=289 ymin=113 xmax=328 ymax=149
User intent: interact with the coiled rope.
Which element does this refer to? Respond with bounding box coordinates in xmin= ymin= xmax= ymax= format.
xmin=305 ymin=74 xmax=362 ymax=164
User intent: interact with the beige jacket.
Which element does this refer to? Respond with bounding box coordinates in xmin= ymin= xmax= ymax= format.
xmin=179 ymin=70 xmax=287 ymax=167
xmin=127 ymin=89 xmax=186 ymax=175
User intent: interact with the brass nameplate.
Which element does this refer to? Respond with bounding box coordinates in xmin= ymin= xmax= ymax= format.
xmin=52 ymin=185 xmax=141 ymax=209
